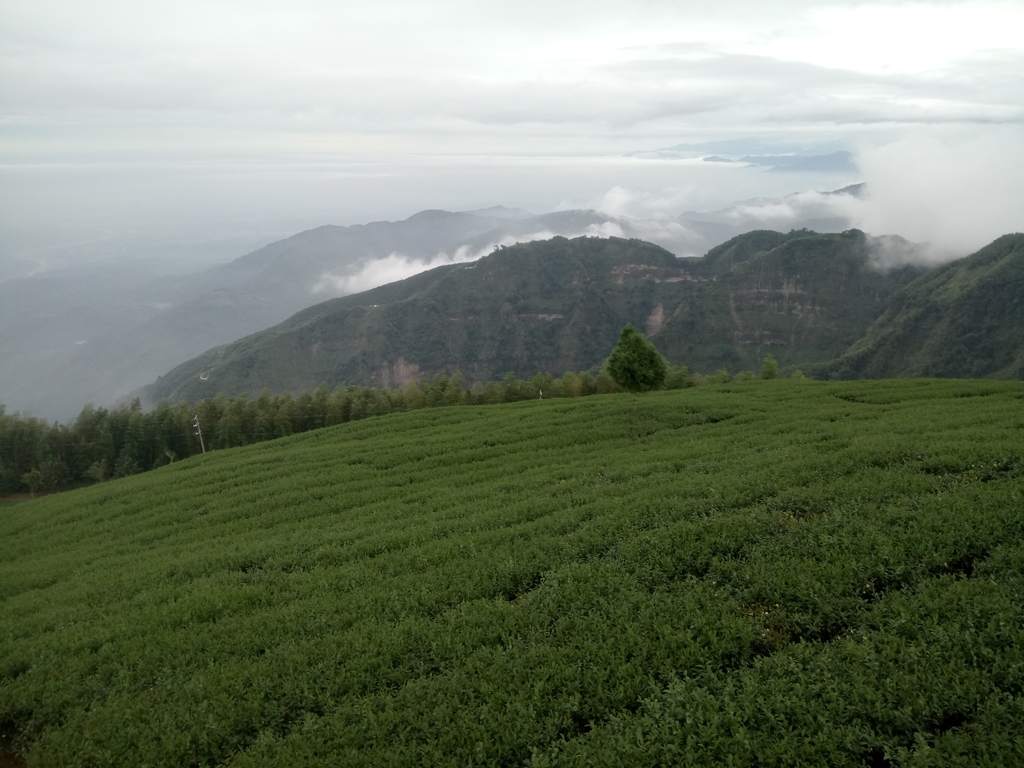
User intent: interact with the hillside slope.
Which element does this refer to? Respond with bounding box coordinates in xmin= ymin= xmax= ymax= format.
xmin=822 ymin=233 xmax=1024 ymax=380
xmin=0 ymin=209 xmax=620 ymax=420
xmin=0 ymin=187 xmax=867 ymax=421
xmin=144 ymin=230 xmax=924 ymax=403
xmin=2 ymin=381 xmax=1023 ymax=766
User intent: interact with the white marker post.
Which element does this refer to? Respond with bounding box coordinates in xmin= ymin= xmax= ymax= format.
xmin=193 ymin=416 xmax=206 ymax=454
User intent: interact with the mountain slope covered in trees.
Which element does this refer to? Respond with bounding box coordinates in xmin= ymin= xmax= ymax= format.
xmin=143 ymin=230 xmax=925 ymax=404
xmin=820 ymin=233 xmax=1024 ymax=380
xmin=0 ymin=187 xmax=867 ymax=421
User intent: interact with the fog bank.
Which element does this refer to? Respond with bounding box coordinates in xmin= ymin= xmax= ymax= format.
xmin=855 ymin=129 xmax=1024 ymax=258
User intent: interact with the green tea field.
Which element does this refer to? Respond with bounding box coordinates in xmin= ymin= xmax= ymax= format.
xmin=2 ymin=380 xmax=1023 ymax=766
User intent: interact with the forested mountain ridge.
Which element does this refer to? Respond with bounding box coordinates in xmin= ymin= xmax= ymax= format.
xmin=1 ymin=188 xmax=866 ymax=421
xmin=818 ymin=232 xmax=1024 ymax=380
xmin=658 ymin=228 xmax=926 ymax=371
xmin=0 ymin=208 xmax=629 ymax=420
xmin=143 ymin=229 xmax=926 ymax=404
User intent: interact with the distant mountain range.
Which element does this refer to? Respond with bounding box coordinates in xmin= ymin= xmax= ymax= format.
xmin=626 ymin=139 xmax=858 ymax=174
xmin=0 ymin=191 xmax=870 ymax=420
xmin=143 ymin=229 xmax=941 ymax=405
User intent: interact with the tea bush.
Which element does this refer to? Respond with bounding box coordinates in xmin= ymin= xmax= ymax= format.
xmin=1 ymin=379 xmax=1022 ymax=766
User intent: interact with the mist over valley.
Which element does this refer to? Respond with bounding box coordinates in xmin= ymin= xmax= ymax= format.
xmin=0 ymin=181 xmax=881 ymax=420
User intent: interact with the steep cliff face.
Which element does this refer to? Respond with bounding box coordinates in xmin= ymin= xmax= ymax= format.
xmin=651 ymin=228 xmax=927 ymax=374
xmin=143 ymin=230 xmax=928 ymax=403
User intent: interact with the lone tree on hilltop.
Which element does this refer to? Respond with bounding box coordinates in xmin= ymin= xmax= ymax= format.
xmin=606 ymin=324 xmax=668 ymax=407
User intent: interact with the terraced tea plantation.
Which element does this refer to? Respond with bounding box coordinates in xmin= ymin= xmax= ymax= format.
xmin=2 ymin=380 xmax=1023 ymax=766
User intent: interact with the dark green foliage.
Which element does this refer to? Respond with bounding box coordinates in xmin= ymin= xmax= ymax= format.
xmin=711 ymin=367 xmax=731 ymax=384
xmin=19 ymin=468 xmax=41 ymax=498
xmin=821 ymin=233 xmax=1024 ymax=380
xmin=2 ymin=380 xmax=1023 ymax=766
xmin=761 ymin=353 xmax=780 ymax=379
xmin=1 ymin=368 xmax=670 ymax=496
xmin=0 ymin=209 xmax=527 ymax=423
xmin=605 ymin=324 xmax=667 ymax=400
xmin=663 ymin=365 xmax=693 ymax=389
xmin=143 ymin=230 xmax=929 ymax=406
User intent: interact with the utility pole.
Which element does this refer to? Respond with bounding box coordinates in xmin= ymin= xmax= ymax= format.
xmin=193 ymin=415 xmax=206 ymax=454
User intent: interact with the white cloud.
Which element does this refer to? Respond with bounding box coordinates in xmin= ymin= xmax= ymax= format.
xmin=312 ymin=250 xmax=477 ymax=296
xmin=852 ymin=127 xmax=1024 ymax=256
xmin=2 ymin=1 xmax=1021 ymax=243
xmin=768 ymin=3 xmax=1024 ymax=75
xmin=588 ymin=185 xmax=705 ymax=219
xmin=311 ymin=223 xmax=625 ymax=297
xmin=726 ymin=189 xmax=862 ymax=225
xmin=5 ymin=2 xmax=1022 ymax=144
xmin=592 ymin=187 xmax=634 ymax=218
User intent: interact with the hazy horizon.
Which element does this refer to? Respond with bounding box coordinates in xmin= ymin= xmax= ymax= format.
xmin=2 ymin=0 xmax=1023 ymax=421
xmin=2 ymin=0 xmax=1022 ymax=268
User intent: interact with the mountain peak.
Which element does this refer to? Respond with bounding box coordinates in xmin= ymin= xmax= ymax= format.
xmin=461 ymin=205 xmax=536 ymax=220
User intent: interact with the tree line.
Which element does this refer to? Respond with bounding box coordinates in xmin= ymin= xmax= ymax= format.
xmin=1 ymin=352 xmax=791 ymax=497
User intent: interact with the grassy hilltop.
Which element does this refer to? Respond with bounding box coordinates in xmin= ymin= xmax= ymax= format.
xmin=2 ymin=380 xmax=1024 ymax=766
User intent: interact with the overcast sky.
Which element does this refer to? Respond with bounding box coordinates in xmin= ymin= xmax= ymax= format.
xmin=1 ymin=0 xmax=1022 ymax=253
